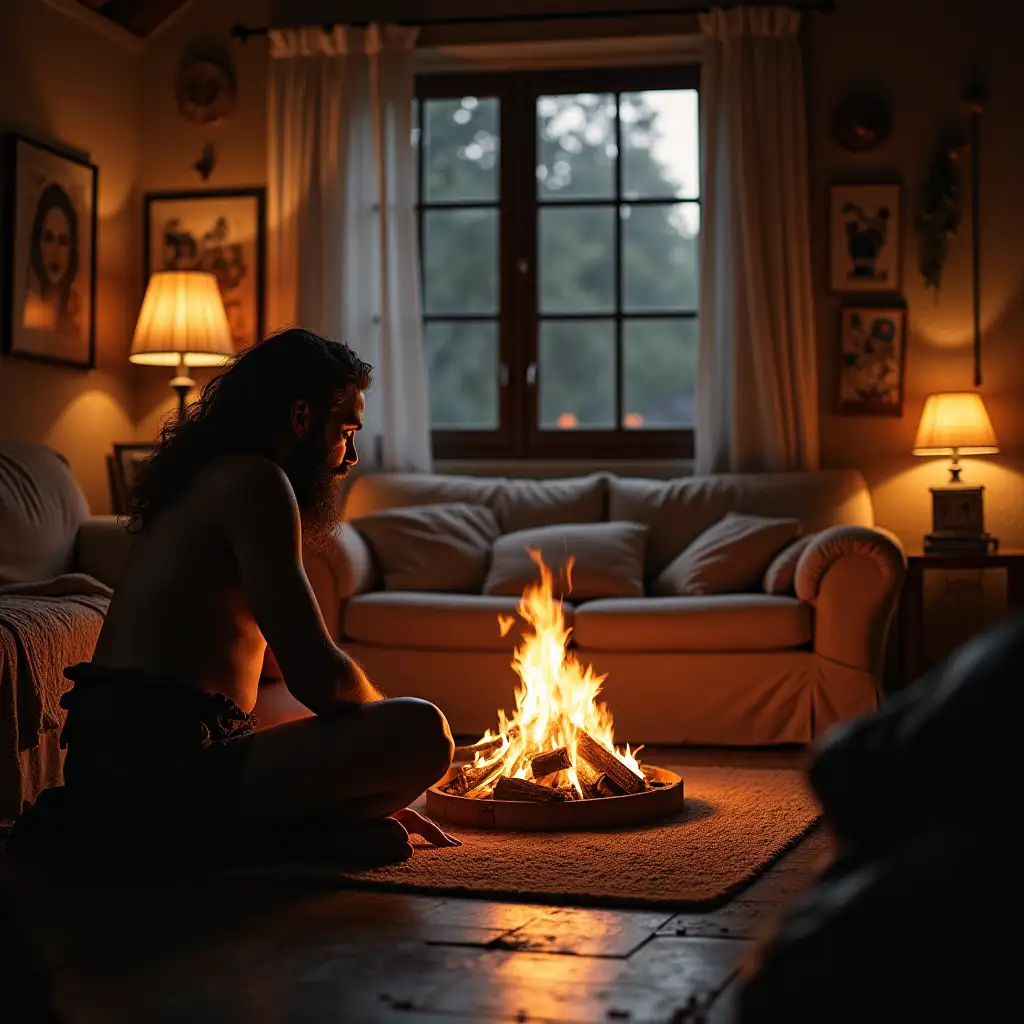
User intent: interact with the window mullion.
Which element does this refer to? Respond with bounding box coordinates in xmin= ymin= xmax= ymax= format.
xmin=613 ymin=91 xmax=624 ymax=433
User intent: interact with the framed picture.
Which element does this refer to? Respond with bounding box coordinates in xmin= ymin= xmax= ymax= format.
xmin=837 ymin=305 xmax=906 ymax=416
xmin=108 ymin=443 xmax=156 ymax=515
xmin=144 ymin=188 xmax=265 ymax=351
xmin=828 ymin=183 xmax=901 ymax=293
xmin=2 ymin=133 xmax=98 ymax=369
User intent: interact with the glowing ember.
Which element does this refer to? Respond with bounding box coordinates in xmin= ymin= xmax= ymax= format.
xmin=451 ymin=550 xmax=644 ymax=801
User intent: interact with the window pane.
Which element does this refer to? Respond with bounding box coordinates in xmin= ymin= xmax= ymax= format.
xmin=539 ymin=206 xmax=615 ymax=314
xmin=538 ymin=320 xmax=615 ymax=430
xmin=622 ymin=89 xmax=699 ymax=200
xmin=424 ymin=97 xmax=499 ymax=203
xmin=423 ymin=209 xmax=498 ymax=315
xmin=623 ymin=318 xmax=697 ymax=429
xmin=622 ymin=203 xmax=699 ymax=312
xmin=425 ymin=321 xmax=499 ymax=429
xmin=537 ymin=93 xmax=616 ymax=200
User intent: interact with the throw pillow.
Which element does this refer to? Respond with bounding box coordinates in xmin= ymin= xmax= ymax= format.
xmin=350 ymin=503 xmax=500 ymax=592
xmin=654 ymin=512 xmax=803 ymax=596
xmin=763 ymin=534 xmax=816 ymax=595
xmin=483 ymin=521 xmax=649 ymax=601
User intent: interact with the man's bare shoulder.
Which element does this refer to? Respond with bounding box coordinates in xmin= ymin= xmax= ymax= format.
xmin=192 ymin=454 xmax=300 ymax=532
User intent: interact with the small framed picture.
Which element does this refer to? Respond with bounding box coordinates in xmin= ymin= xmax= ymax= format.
xmin=829 ymin=183 xmax=901 ymax=293
xmin=837 ymin=305 xmax=906 ymax=416
xmin=2 ymin=133 xmax=98 ymax=369
xmin=144 ymin=188 xmax=265 ymax=352
xmin=108 ymin=443 xmax=156 ymax=515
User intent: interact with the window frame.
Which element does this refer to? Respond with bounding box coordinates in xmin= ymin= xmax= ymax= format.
xmin=416 ymin=64 xmax=700 ymax=460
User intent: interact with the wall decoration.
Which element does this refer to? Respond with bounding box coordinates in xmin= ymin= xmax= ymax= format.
xmin=144 ymin=188 xmax=265 ymax=350
xmin=915 ymin=140 xmax=964 ymax=292
xmin=2 ymin=133 xmax=97 ymax=369
xmin=828 ymin=183 xmax=902 ymax=294
xmin=830 ymin=94 xmax=891 ymax=153
xmin=108 ymin=443 xmax=156 ymax=515
xmin=175 ymin=51 xmax=237 ymax=126
xmin=837 ymin=305 xmax=906 ymax=416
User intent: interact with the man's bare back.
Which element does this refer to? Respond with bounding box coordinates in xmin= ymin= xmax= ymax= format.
xmin=93 ymin=457 xmax=272 ymax=714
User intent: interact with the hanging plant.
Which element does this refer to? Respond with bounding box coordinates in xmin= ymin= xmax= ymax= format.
xmin=915 ymin=139 xmax=964 ymax=292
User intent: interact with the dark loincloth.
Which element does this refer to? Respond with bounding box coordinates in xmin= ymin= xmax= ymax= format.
xmin=4 ymin=663 xmax=259 ymax=869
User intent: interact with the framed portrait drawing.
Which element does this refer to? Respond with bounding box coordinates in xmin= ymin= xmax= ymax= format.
xmin=837 ymin=306 xmax=906 ymax=416
xmin=144 ymin=188 xmax=265 ymax=352
xmin=108 ymin=443 xmax=156 ymax=515
xmin=2 ymin=133 xmax=98 ymax=368
xmin=829 ymin=183 xmax=902 ymax=294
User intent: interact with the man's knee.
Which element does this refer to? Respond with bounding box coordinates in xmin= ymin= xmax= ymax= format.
xmin=391 ymin=698 xmax=454 ymax=782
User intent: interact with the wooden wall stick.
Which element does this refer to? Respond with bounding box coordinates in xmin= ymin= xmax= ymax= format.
xmin=971 ymin=104 xmax=982 ymax=386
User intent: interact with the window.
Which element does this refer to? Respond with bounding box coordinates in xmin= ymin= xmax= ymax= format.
xmin=415 ymin=67 xmax=699 ymax=459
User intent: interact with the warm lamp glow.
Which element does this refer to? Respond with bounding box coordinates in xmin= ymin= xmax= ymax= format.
xmin=130 ymin=271 xmax=235 ymax=368
xmin=912 ymin=392 xmax=999 ymax=456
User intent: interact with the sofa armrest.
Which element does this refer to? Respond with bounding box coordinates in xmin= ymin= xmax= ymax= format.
xmin=73 ymin=516 xmax=137 ymax=588
xmin=795 ymin=525 xmax=907 ymax=675
xmin=301 ymin=523 xmax=377 ymax=640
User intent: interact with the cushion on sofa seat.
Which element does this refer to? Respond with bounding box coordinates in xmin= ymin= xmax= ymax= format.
xmin=350 ymin=503 xmax=500 ymax=592
xmin=484 ymin=521 xmax=649 ymax=600
xmin=654 ymin=513 xmax=802 ymax=596
xmin=343 ymin=592 xmax=576 ymax=651
xmin=571 ymin=594 xmax=812 ymax=652
xmin=607 ymin=469 xmax=873 ymax=580
xmin=763 ymin=534 xmax=816 ymax=595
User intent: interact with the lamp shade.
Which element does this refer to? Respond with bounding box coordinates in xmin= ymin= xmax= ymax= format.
xmin=130 ymin=271 xmax=235 ymax=368
xmin=912 ymin=392 xmax=999 ymax=456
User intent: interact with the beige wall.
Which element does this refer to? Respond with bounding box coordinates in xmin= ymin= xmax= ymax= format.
xmin=0 ymin=0 xmax=141 ymax=512
xmin=808 ymin=0 xmax=1024 ymax=551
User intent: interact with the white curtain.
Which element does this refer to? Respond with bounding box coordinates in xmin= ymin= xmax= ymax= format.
xmin=695 ymin=7 xmax=819 ymax=474
xmin=267 ymin=24 xmax=431 ymax=472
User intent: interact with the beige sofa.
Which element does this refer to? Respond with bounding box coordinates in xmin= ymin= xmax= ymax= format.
xmin=308 ymin=470 xmax=907 ymax=747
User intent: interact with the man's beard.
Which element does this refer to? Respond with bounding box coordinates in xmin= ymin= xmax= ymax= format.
xmin=284 ymin=431 xmax=347 ymax=549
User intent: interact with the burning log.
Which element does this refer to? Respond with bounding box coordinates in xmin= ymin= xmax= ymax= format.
xmin=493 ymin=777 xmax=566 ymax=802
xmin=453 ymin=726 xmax=520 ymax=761
xmin=530 ymin=746 xmax=572 ymax=779
xmin=575 ymin=730 xmax=646 ymax=795
xmin=597 ymin=774 xmax=627 ymax=798
xmin=575 ymin=759 xmax=604 ymax=799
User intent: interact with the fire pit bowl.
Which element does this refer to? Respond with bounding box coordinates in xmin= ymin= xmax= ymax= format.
xmin=426 ymin=765 xmax=684 ymax=831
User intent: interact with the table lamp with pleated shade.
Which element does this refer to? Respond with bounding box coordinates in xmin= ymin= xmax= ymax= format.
xmin=130 ymin=271 xmax=235 ymax=421
xmin=912 ymin=391 xmax=999 ymax=483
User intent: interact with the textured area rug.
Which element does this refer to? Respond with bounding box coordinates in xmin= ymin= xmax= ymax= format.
xmin=245 ymin=766 xmax=821 ymax=910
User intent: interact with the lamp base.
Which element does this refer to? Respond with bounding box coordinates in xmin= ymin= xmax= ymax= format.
xmin=170 ymin=374 xmax=195 ymax=423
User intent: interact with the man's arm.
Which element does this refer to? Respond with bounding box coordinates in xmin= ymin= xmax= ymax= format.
xmin=217 ymin=455 xmax=383 ymax=714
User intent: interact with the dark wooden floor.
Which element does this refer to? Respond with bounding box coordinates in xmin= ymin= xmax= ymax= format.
xmin=5 ymin=747 xmax=829 ymax=1023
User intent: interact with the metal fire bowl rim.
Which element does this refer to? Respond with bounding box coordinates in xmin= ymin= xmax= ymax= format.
xmin=425 ymin=764 xmax=685 ymax=832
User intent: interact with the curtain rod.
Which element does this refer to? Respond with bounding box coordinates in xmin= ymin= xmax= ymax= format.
xmin=230 ymin=2 xmax=836 ymax=42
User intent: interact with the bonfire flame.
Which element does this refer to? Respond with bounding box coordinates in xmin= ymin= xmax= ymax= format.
xmin=464 ymin=550 xmax=643 ymax=800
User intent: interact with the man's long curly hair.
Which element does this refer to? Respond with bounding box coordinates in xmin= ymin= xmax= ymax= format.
xmin=124 ymin=328 xmax=373 ymax=533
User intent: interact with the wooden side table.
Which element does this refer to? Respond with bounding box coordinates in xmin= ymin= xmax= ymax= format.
xmin=898 ymin=549 xmax=1024 ymax=685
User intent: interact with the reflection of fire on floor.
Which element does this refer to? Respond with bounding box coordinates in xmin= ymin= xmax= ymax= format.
xmin=427 ymin=550 xmax=685 ymax=829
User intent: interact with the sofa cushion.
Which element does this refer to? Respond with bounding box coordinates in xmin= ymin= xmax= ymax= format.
xmin=607 ymin=469 xmax=873 ymax=580
xmin=343 ymin=591 xmax=577 ymax=651
xmin=483 ymin=522 xmax=649 ymax=601
xmin=0 ymin=441 xmax=90 ymax=585
xmin=763 ymin=534 xmax=816 ymax=595
xmin=654 ymin=513 xmax=802 ymax=596
xmin=343 ymin=472 xmax=607 ymax=533
xmin=350 ymin=503 xmax=499 ymax=592
xmin=572 ymin=594 xmax=812 ymax=652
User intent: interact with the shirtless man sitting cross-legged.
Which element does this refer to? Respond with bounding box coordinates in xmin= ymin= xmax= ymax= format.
xmin=8 ymin=329 xmax=459 ymax=868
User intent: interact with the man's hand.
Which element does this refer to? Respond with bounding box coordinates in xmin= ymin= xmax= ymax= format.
xmin=389 ymin=808 xmax=462 ymax=848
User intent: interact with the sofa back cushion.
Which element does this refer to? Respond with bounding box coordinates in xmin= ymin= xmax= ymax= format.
xmin=350 ymin=503 xmax=500 ymax=592
xmin=0 ymin=441 xmax=89 ymax=585
xmin=608 ymin=469 xmax=873 ymax=580
xmin=484 ymin=521 xmax=649 ymax=601
xmin=343 ymin=472 xmax=608 ymax=533
xmin=654 ymin=513 xmax=803 ymax=596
